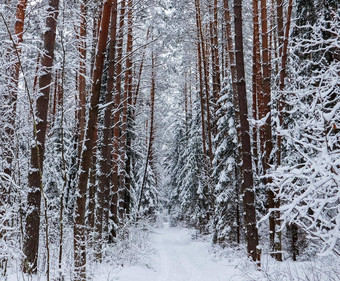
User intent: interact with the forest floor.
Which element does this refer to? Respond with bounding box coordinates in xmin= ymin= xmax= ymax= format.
xmin=108 ymin=222 xmax=247 ymax=281
xmin=93 ymin=221 xmax=340 ymax=281
xmin=6 ymin=221 xmax=340 ymax=280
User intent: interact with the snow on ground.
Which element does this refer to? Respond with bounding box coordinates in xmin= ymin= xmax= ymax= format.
xmin=113 ymin=222 xmax=247 ymax=281
xmin=6 ymin=222 xmax=340 ymax=280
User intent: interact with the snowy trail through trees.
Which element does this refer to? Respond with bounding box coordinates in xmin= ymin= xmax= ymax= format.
xmin=116 ymin=223 xmax=246 ymax=281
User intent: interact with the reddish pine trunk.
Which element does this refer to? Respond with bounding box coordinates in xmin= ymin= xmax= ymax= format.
xmin=234 ymin=0 xmax=260 ymax=264
xmin=74 ymin=1 xmax=113 ymax=279
xmin=120 ymin=0 xmax=133 ymax=220
xmin=96 ymin=0 xmax=118 ymax=254
xmin=24 ymin=0 xmax=60 ymax=274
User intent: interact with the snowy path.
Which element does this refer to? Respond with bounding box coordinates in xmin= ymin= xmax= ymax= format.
xmin=117 ymin=223 xmax=246 ymax=281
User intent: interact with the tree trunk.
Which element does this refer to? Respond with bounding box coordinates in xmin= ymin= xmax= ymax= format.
xmin=137 ymin=51 xmax=156 ymax=215
xmin=122 ymin=0 xmax=134 ymax=218
xmin=96 ymin=0 xmax=118 ymax=256
xmin=209 ymin=0 xmax=221 ymax=108
xmin=259 ymin=0 xmax=275 ymax=260
xmin=77 ymin=0 xmax=88 ymax=159
xmin=223 ymin=0 xmax=243 ymax=200
xmin=252 ymin=0 xmax=262 ymax=176
xmin=110 ymin=0 xmax=126 ymax=240
xmin=234 ymin=0 xmax=260 ymax=264
xmin=195 ymin=0 xmax=213 ymax=164
xmin=195 ymin=3 xmax=207 ymax=157
xmin=74 ymin=1 xmax=113 ymax=279
xmin=120 ymin=0 xmax=133 ymax=220
xmin=23 ymin=0 xmax=60 ymax=274
xmin=274 ymin=0 xmax=293 ymax=261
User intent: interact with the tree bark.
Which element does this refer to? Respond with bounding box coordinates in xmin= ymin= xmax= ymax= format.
xmin=122 ymin=0 xmax=134 ymax=218
xmin=74 ymin=1 xmax=113 ymax=279
xmin=23 ymin=0 xmax=60 ymax=274
xmin=110 ymin=0 xmax=126 ymax=240
xmin=252 ymin=0 xmax=262 ymax=175
xmin=77 ymin=0 xmax=88 ymax=159
xmin=234 ymin=0 xmax=260 ymax=264
xmin=120 ymin=0 xmax=133 ymax=220
xmin=209 ymin=0 xmax=221 ymax=107
xmin=137 ymin=51 xmax=156 ymax=215
xmin=195 ymin=0 xmax=207 ymax=157
xmin=259 ymin=0 xmax=275 ymax=260
xmin=195 ymin=0 xmax=213 ymax=164
xmin=96 ymin=0 xmax=118 ymax=256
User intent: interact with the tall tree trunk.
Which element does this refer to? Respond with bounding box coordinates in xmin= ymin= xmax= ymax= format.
xmin=195 ymin=0 xmax=213 ymax=164
xmin=77 ymin=0 xmax=88 ymax=159
xmin=74 ymin=1 xmax=113 ymax=279
xmin=110 ymin=0 xmax=126 ymax=240
xmin=23 ymin=0 xmax=60 ymax=274
xmin=234 ymin=0 xmax=260 ymax=264
xmin=195 ymin=3 xmax=207 ymax=157
xmin=252 ymin=0 xmax=262 ymax=176
xmin=137 ymin=51 xmax=156 ymax=215
xmin=122 ymin=0 xmax=134 ymax=218
xmin=259 ymin=0 xmax=275 ymax=259
xmin=275 ymin=0 xmax=293 ymax=261
xmin=209 ymin=0 xmax=221 ymax=109
xmin=120 ymin=0 xmax=133 ymax=220
xmin=96 ymin=0 xmax=118 ymax=256
xmin=224 ymin=0 xmax=244 ymax=235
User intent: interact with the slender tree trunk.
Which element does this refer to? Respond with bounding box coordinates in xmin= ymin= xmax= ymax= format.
xmin=77 ymin=0 xmax=88 ymax=159
xmin=74 ymin=1 xmax=113 ymax=279
xmin=234 ymin=0 xmax=260 ymax=264
xmin=259 ymin=0 xmax=275 ymax=259
xmin=132 ymin=28 xmax=150 ymax=115
xmin=120 ymin=0 xmax=133 ymax=220
xmin=195 ymin=0 xmax=213 ymax=164
xmin=274 ymin=0 xmax=293 ymax=261
xmin=23 ymin=0 xmax=60 ymax=274
xmin=137 ymin=51 xmax=156 ymax=215
xmin=122 ymin=0 xmax=134 ymax=218
xmin=252 ymin=0 xmax=262 ymax=175
xmin=110 ymin=0 xmax=126 ymax=240
xmin=195 ymin=3 xmax=207 ymax=157
xmin=209 ymin=0 xmax=221 ymax=108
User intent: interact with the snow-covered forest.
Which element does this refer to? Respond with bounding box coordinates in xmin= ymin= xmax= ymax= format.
xmin=0 ymin=0 xmax=339 ymax=280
